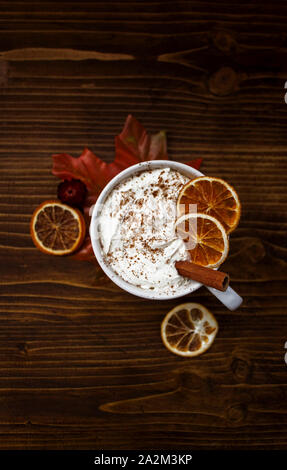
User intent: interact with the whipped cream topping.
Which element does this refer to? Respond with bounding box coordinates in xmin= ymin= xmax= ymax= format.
xmin=98 ymin=168 xmax=196 ymax=296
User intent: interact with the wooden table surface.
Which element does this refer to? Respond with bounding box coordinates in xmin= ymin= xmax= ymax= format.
xmin=1 ymin=1 xmax=287 ymax=450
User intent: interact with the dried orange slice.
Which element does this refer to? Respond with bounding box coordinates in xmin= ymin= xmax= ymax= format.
xmin=175 ymin=212 xmax=228 ymax=267
xmin=30 ymin=200 xmax=86 ymax=255
xmin=161 ymin=303 xmax=218 ymax=357
xmin=177 ymin=176 xmax=241 ymax=233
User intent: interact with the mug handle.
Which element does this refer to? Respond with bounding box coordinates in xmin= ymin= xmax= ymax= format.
xmin=206 ymin=285 xmax=243 ymax=311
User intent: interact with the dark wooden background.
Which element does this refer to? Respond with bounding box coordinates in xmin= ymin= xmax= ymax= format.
xmin=1 ymin=0 xmax=287 ymax=450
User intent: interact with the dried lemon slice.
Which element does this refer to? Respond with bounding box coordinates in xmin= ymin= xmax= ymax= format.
xmin=161 ymin=303 xmax=218 ymax=357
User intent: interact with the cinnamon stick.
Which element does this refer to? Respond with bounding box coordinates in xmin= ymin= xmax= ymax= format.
xmin=175 ymin=261 xmax=229 ymax=292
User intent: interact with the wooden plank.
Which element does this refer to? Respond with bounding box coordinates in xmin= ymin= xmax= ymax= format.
xmin=0 ymin=0 xmax=287 ymax=450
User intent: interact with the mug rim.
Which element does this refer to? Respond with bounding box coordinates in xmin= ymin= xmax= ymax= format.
xmin=90 ymin=160 xmax=204 ymax=300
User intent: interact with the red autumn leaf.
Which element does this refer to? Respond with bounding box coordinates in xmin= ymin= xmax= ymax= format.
xmin=52 ymin=115 xmax=168 ymax=196
xmin=185 ymin=158 xmax=203 ymax=170
xmin=52 ymin=115 xmax=202 ymax=261
xmin=52 ymin=148 xmax=114 ymax=198
xmin=115 ymin=114 xmax=167 ymax=162
xmin=72 ymin=236 xmax=97 ymax=262
xmin=149 ymin=131 xmax=167 ymax=160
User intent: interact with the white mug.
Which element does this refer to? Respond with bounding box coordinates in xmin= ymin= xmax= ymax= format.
xmin=90 ymin=160 xmax=242 ymax=311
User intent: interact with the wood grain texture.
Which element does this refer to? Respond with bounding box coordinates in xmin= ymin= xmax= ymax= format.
xmin=0 ymin=0 xmax=287 ymax=450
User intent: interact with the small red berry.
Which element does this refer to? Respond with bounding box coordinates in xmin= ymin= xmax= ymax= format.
xmin=57 ymin=179 xmax=87 ymax=208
